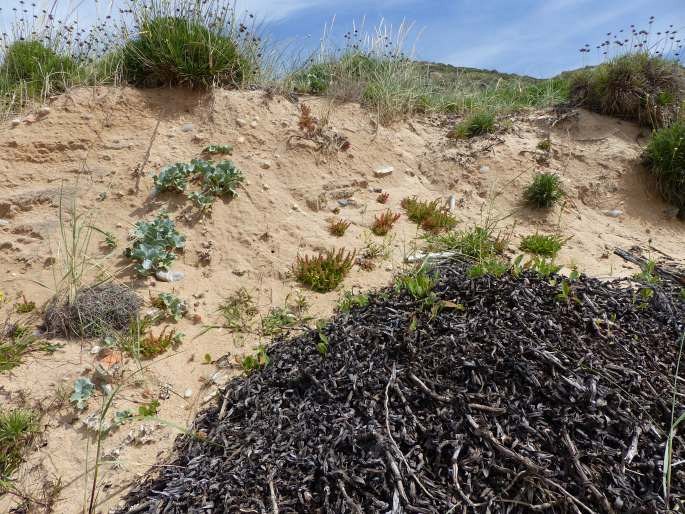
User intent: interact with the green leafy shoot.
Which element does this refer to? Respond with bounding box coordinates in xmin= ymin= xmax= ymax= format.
xmin=467 ymin=257 xmax=509 ymax=279
xmin=395 ymin=267 xmax=439 ymax=301
xmin=241 ymin=346 xmax=269 ymax=372
xmin=187 ymin=191 xmax=216 ymax=213
xmin=154 ymin=163 xmax=193 ymax=193
xmin=527 ymin=256 xmax=562 ymax=277
xmin=261 ymin=307 xmax=297 ymax=336
xmin=633 ymin=259 xmax=661 ymax=285
xmin=371 ymin=210 xmax=401 ymax=236
xmin=138 ymin=400 xmax=160 ymax=418
xmin=423 ymin=226 xmax=501 ymax=259
xmin=329 ymin=218 xmax=351 ymax=237
xmin=337 ymin=290 xmax=370 ymax=312
xmin=15 ymin=300 xmax=36 ymax=314
xmin=316 ymin=331 xmax=329 ymax=356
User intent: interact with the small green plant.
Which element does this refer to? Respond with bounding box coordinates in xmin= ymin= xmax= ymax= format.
xmin=337 ymin=290 xmax=370 ymax=312
xmin=1 ymin=324 xmax=58 ymax=373
xmin=537 ymin=138 xmax=551 ymax=151
xmin=371 ymin=210 xmax=401 ymax=236
xmin=0 ymin=408 xmax=39 ymax=489
xmin=218 ymin=288 xmax=258 ymax=331
xmin=70 ymin=378 xmax=95 ymax=410
xmin=126 ymin=212 xmax=186 ymax=276
xmin=519 ymin=233 xmax=565 ymax=257
xmin=524 ymin=172 xmax=564 ymax=208
xmin=424 ymin=226 xmax=500 ymax=259
xmin=137 ymin=327 xmax=183 ymax=359
xmin=633 ymin=259 xmax=661 ymax=285
xmin=293 ymin=249 xmax=356 ymax=293
xmin=395 ymin=267 xmax=439 ymax=301
xmin=679 ymin=288 xmax=685 ymax=301
xmin=15 ymin=299 xmax=36 ymax=314
xmin=154 ymin=163 xmax=193 ymax=193
xmin=556 ymin=280 xmax=574 ymax=303
xmin=202 ymin=144 xmax=233 ymax=155
xmin=151 ymin=293 xmax=187 ymax=321
xmin=241 ymin=346 xmax=269 ymax=373
xmin=187 ymin=191 xmax=216 ymax=213
xmin=329 ymin=218 xmax=351 ymax=237
xmin=198 ymin=160 xmax=244 ymax=197
xmin=401 ymin=197 xmax=457 ymax=232
xmin=644 ymin=123 xmax=685 ymax=218
xmin=103 ymin=232 xmax=118 ymax=249
xmin=137 ymin=400 xmax=160 ymax=418
xmin=467 ymin=257 xmax=509 ymax=279
xmin=316 ymin=331 xmax=329 ymax=356
xmin=448 ymin=112 xmax=495 ymax=139
xmin=261 ymin=307 xmax=297 ymax=336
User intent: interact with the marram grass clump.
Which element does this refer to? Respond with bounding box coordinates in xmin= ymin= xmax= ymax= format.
xmin=569 ymin=53 xmax=683 ymax=128
xmin=524 ymin=172 xmax=564 ymax=208
xmin=644 ymin=122 xmax=685 ymax=218
xmin=448 ymin=112 xmax=495 ymax=139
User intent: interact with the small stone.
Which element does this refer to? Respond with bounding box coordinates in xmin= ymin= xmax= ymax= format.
xmin=604 ymin=209 xmax=623 ymax=218
xmin=262 ymin=183 xmax=270 ymax=191
xmin=38 ymin=106 xmax=51 ymax=116
xmin=237 ymin=136 xmax=246 ymax=144
xmin=10 ymin=118 xmax=21 ymax=127
xmin=374 ymin=165 xmax=394 ymax=178
xmin=250 ymin=120 xmax=258 ymax=129
xmin=236 ymin=118 xmax=247 ymax=127
xmin=183 ymin=388 xmax=193 ymax=398
xmin=0 ymin=219 xmax=8 ymax=226
xmin=260 ymin=160 xmax=272 ymax=170
xmin=155 ymin=270 xmax=185 ymax=282
xmin=90 ymin=345 xmax=101 ymax=355
xmin=479 ymin=165 xmax=491 ymax=174
xmin=181 ymin=123 xmax=194 ymax=132
xmin=291 ymin=204 xmax=301 ymax=212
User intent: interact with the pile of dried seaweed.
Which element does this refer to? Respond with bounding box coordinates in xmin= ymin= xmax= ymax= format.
xmin=120 ymin=264 xmax=685 ymax=513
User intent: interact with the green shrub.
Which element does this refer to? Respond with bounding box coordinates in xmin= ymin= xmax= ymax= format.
xmin=151 ymin=293 xmax=187 ymax=321
xmin=395 ymin=268 xmax=438 ymax=300
xmin=524 ymin=172 xmax=564 ymax=208
xmin=644 ymin=122 xmax=685 ymax=217
xmin=448 ymin=112 xmax=495 ymax=139
xmin=123 ymin=16 xmax=250 ymax=87
xmin=196 ymin=159 xmax=244 ymax=197
xmin=293 ymin=63 xmax=332 ymax=94
xmin=154 ymin=163 xmax=193 ymax=193
xmin=0 ymin=408 xmax=39 ymax=488
xmin=126 ymin=212 xmax=185 ymax=275
xmin=0 ymin=40 xmax=77 ymax=98
xmin=293 ymin=249 xmax=355 ymax=293
xmin=519 ymin=233 xmax=565 ymax=257
xmin=569 ymin=53 xmax=683 ymax=127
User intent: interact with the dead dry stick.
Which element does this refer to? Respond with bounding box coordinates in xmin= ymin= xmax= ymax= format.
xmin=408 ymin=372 xmax=450 ymax=402
xmin=269 ymin=480 xmax=279 ymax=514
xmin=135 ymin=115 xmax=162 ymax=193
xmin=562 ymin=431 xmax=616 ymax=514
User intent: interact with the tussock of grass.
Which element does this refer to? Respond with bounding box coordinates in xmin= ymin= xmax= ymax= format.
xmin=0 ymin=323 xmax=57 ymax=372
xmin=0 ymin=408 xmax=39 ymax=489
xmin=448 ymin=112 xmax=495 ymax=139
xmin=569 ymin=53 xmax=683 ymax=127
xmin=123 ymin=16 xmax=250 ymax=88
xmin=423 ymin=226 xmax=501 ymax=259
xmin=519 ymin=233 xmax=565 ymax=257
xmin=401 ymin=197 xmax=457 ymax=232
xmin=524 ymin=172 xmax=564 ymax=208
xmin=218 ymin=288 xmax=258 ymax=331
xmin=293 ymin=249 xmax=355 ymax=293
xmin=645 ymin=122 xmax=685 ymax=218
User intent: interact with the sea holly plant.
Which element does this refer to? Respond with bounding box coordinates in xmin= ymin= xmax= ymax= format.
xmin=71 ymin=377 xmax=95 ymax=410
xmin=152 ymin=159 xmax=244 ymax=214
xmin=126 ymin=212 xmax=185 ymax=276
xmin=154 ymin=162 xmax=193 ymax=193
xmin=151 ymin=292 xmax=187 ymax=321
xmin=202 ymin=144 xmax=233 ymax=155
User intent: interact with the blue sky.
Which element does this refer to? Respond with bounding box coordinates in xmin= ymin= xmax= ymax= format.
xmin=1 ymin=0 xmax=684 ymax=77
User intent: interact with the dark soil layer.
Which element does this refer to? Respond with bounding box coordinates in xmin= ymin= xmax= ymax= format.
xmin=120 ymin=265 xmax=685 ymax=513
